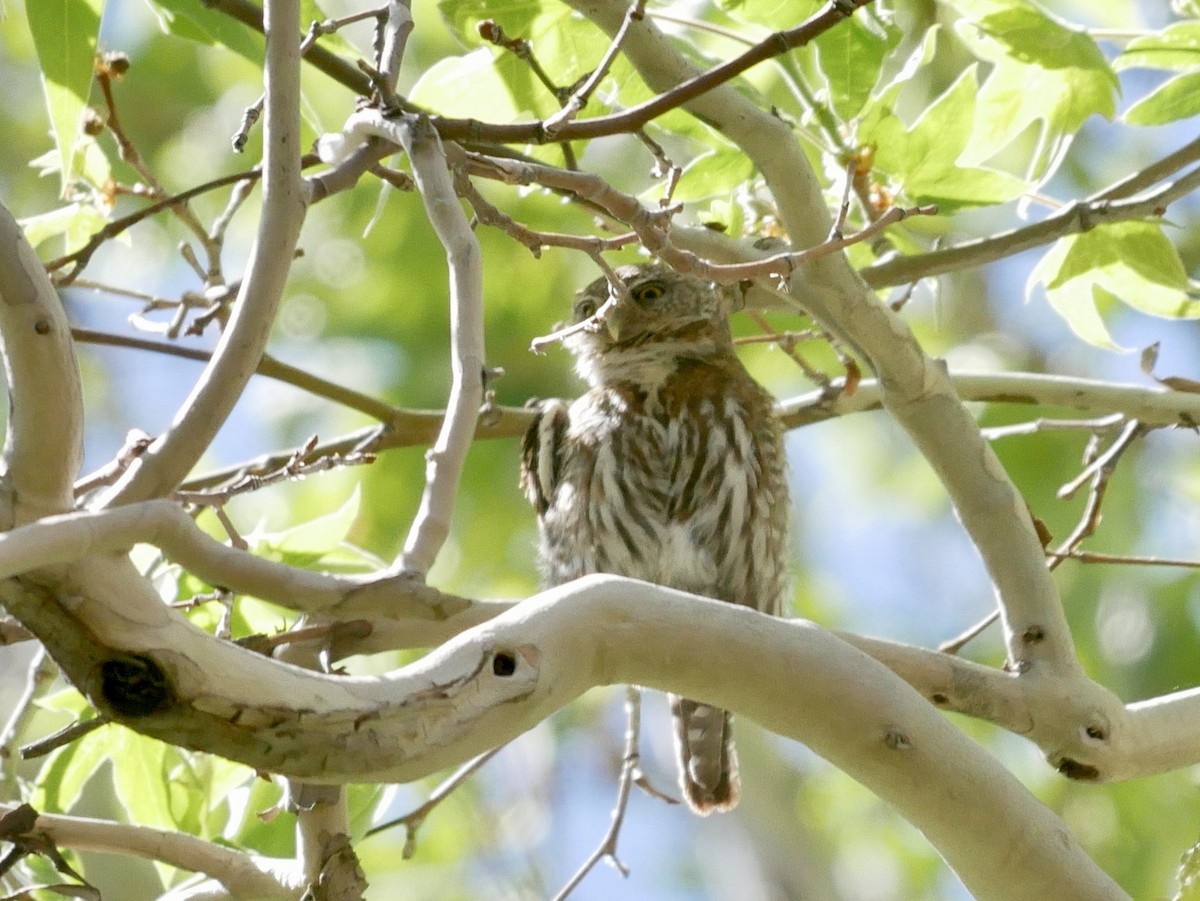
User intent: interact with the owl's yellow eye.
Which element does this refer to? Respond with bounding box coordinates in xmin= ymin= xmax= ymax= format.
xmin=631 ymin=282 xmax=666 ymax=304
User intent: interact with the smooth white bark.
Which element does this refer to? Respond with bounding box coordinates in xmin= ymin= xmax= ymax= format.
xmin=565 ymin=0 xmax=1078 ymax=678
xmin=0 ymin=801 xmax=300 ymax=899
xmin=0 ymin=205 xmax=83 ymax=524
xmin=29 ymin=574 xmax=1131 ymax=898
xmin=96 ymin=0 xmax=307 ymax=506
xmin=393 ymin=117 xmax=485 ymax=577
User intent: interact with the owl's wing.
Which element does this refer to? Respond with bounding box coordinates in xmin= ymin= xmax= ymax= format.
xmin=520 ymin=399 xmax=570 ymax=516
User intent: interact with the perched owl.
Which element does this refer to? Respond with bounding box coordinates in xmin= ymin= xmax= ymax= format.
xmin=520 ymin=263 xmax=790 ymax=814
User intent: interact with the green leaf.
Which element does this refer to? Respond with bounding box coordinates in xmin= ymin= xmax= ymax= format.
xmin=1029 ymin=222 xmax=1200 ymax=349
xmin=32 ymin=722 xmax=112 ymax=813
xmin=438 ymin=0 xmax=541 ymax=46
xmin=430 ymin=0 xmax=622 ymax=126
xmin=26 ymin=0 xmax=104 ymax=193
xmin=251 ymin=485 xmax=362 ymax=557
xmin=31 ymin=133 xmax=112 ymax=197
xmin=145 ymin=0 xmax=265 ymax=64
xmin=298 ymin=0 xmax=355 ymax=55
xmin=20 ymin=202 xmax=110 ymax=254
xmin=1124 ymin=71 xmax=1200 ymax=125
xmin=863 ymin=23 xmax=940 ymax=113
xmin=671 ymin=148 xmax=755 ymax=202
xmin=1029 ymin=239 xmax=1122 ymax=349
xmin=1115 ymin=23 xmax=1200 ymax=72
xmin=860 ymin=66 xmax=1028 ymax=209
xmin=697 ymin=198 xmax=746 ymax=237
xmin=814 ymin=14 xmax=901 ymax=119
xmin=111 ymin=730 xmax=176 ymax=830
xmin=950 ymin=0 xmax=1117 ymax=180
xmin=951 ymin=0 xmax=1104 ymax=67
xmin=110 ymin=730 xmax=188 ymax=886
xmin=715 ymin=0 xmax=820 ymax=30
xmin=412 ymin=47 xmax=560 ymax=121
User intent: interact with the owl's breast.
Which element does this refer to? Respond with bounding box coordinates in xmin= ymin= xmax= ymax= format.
xmin=531 ymin=356 xmax=789 ymax=614
xmin=539 ymin=386 xmax=723 ymax=593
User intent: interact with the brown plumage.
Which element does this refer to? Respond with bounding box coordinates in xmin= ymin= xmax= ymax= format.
xmin=521 ymin=263 xmax=790 ymax=814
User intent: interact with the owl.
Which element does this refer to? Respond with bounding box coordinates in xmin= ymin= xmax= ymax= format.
xmin=520 ymin=263 xmax=790 ymax=814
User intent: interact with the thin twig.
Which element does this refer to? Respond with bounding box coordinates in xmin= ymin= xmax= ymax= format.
xmin=456 ymin=175 xmax=638 ymax=258
xmin=830 ymin=157 xmax=857 ymax=240
xmin=1056 ymin=419 xmax=1144 ymax=501
xmin=635 ymin=130 xmax=681 ymax=202
xmin=734 ymin=327 xmax=823 ymax=347
xmin=428 ymin=0 xmax=876 ymax=144
xmin=19 ymin=717 xmax=107 ymax=762
xmin=201 ymin=0 xmax=373 ymax=95
xmin=210 ymin=177 xmax=258 ymax=247
xmin=552 ymin=686 xmax=650 ymax=900
xmin=478 ymin=20 xmax=565 ymax=102
xmin=95 ymin=56 xmax=219 ymax=279
xmin=363 ymin=745 xmax=504 ymax=853
xmin=94 ymin=0 xmax=307 ymax=507
xmin=1055 ymin=550 xmax=1200 ymax=569
xmin=529 ymin=258 xmax=628 ymax=353
xmin=232 ymin=5 xmax=391 ymax=152
xmin=0 ymin=650 xmax=56 ymax=789
xmin=175 ymin=435 xmax=374 ymax=505
xmin=941 ymin=420 xmax=1144 ymax=654
xmin=47 ymin=167 xmax=259 ymax=283
xmin=73 ymin=429 xmax=153 ymax=496
xmin=475 ymin=19 xmax=581 ymax=167
xmin=461 ymin=149 xmax=935 ymax=284
xmin=744 ymin=309 xmax=831 ymax=389
xmin=70 ymin=328 xmax=402 ymax=423
xmin=543 ymin=0 xmax=647 ymax=139
xmin=980 ymin=413 xmax=1126 ymax=441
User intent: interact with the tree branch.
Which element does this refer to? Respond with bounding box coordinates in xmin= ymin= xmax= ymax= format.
xmin=174 ymin=367 xmax=1200 ymax=500
xmin=861 ymin=160 xmax=1200 ymax=289
xmin=0 ymin=501 xmax=504 ymax=645
xmin=566 ymin=0 xmax=1077 ymax=679
xmin=95 ymin=0 xmax=308 ymax=507
xmin=0 ymin=204 xmax=84 ymax=525
xmin=71 ymin=327 xmax=402 ymax=423
xmin=200 ymin=0 xmax=372 ymax=96
xmin=391 ymin=118 xmax=486 ymax=577
xmin=0 ymin=801 xmax=300 ymax=899
xmin=0 ymin=574 xmax=1129 ymax=900
xmin=427 ymin=0 xmax=874 ymax=145
xmin=779 ymin=370 xmax=1200 ymax=429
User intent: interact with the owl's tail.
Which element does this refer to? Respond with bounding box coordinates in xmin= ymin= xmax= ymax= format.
xmin=670 ymin=695 xmax=739 ymax=814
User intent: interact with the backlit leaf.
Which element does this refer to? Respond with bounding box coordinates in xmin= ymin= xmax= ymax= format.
xmin=26 ymin=0 xmax=104 ymax=192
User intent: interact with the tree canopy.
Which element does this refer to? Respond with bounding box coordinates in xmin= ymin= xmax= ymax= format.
xmin=1 ymin=0 xmax=1200 ymax=898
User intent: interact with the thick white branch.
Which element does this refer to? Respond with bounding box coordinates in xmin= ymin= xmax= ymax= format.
xmin=96 ymin=0 xmax=307 ymax=506
xmin=0 ymin=501 xmax=506 ymax=643
xmin=27 ymin=574 xmax=1124 ymax=899
xmin=0 ymin=500 xmax=1151 ymax=790
xmin=567 ymin=0 xmax=1077 ymax=678
xmin=1119 ymin=687 xmax=1200 ymax=780
xmin=781 ymin=370 xmax=1200 ymax=428
xmin=0 ymin=203 xmax=83 ymax=524
xmin=319 ymin=110 xmax=487 ymax=577
xmin=0 ymin=802 xmax=300 ymax=899
xmin=394 ymin=117 xmax=485 ymax=576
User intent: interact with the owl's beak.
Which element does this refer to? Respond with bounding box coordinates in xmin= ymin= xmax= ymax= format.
xmin=602 ymin=303 xmax=628 ymax=343
xmin=604 ymin=315 xmax=623 ymax=343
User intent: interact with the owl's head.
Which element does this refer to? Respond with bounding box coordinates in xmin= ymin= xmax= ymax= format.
xmin=563 ymin=264 xmax=735 ymax=385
